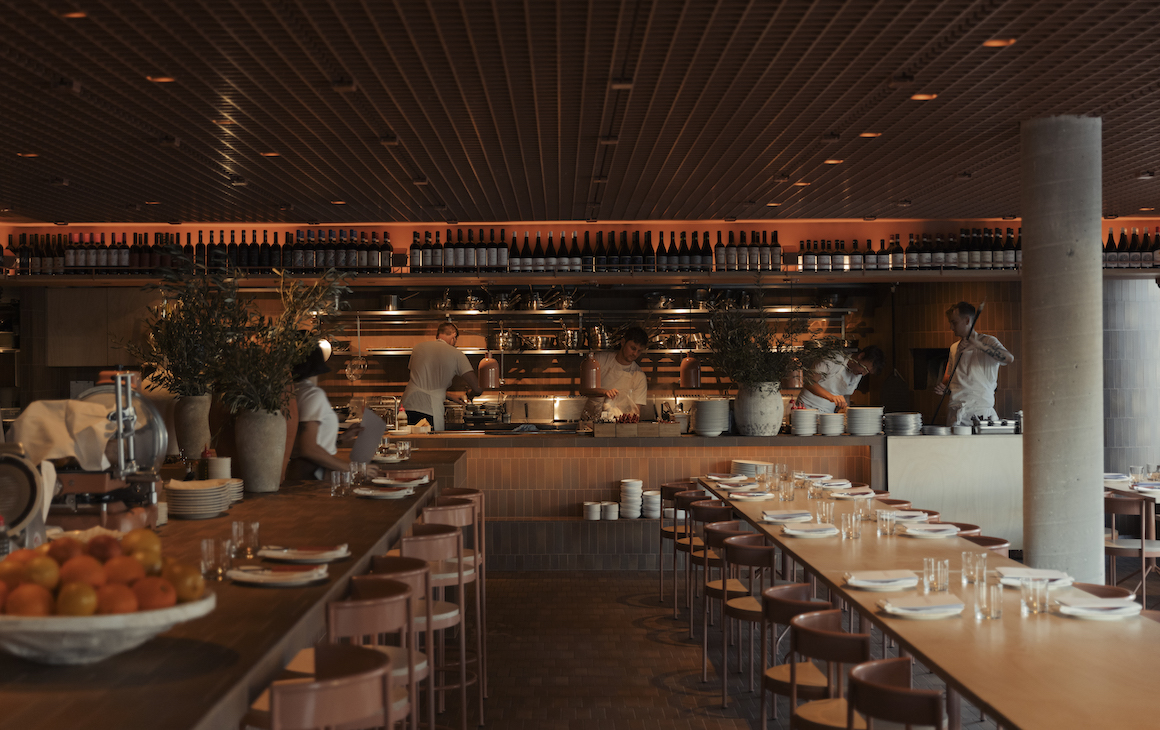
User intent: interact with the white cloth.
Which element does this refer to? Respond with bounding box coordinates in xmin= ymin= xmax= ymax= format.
xmin=296 ymin=381 xmax=338 ymax=480
xmin=582 ymin=351 xmax=647 ymax=419
xmin=796 ymin=355 xmax=863 ymax=413
xmin=946 ymin=333 xmax=1010 ymax=427
xmin=9 ymin=400 xmax=114 ymax=472
xmin=401 ymin=339 xmax=473 ymax=431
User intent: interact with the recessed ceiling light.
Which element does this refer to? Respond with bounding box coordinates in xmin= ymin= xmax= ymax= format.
xmin=599 ymin=136 xmax=619 ymax=145
xmin=57 ymin=11 xmax=87 ymax=19
xmin=260 ymin=152 xmax=281 ymax=157
xmin=1140 ymin=207 xmax=1155 ymax=211
xmin=766 ymin=203 xmax=781 ymax=207
xmin=910 ymin=93 xmax=938 ymax=101
xmin=16 ymin=152 xmax=39 ymax=157
xmin=330 ymin=200 xmax=347 ymax=205
xmin=793 ymin=181 xmax=810 ymax=187
xmin=859 ymin=132 xmax=881 ymax=138
xmin=823 ymin=159 xmax=843 ymax=165
xmin=983 ymin=38 xmax=1017 ymax=48
xmin=145 ymin=201 xmax=161 ymax=205
xmin=146 ymin=75 xmax=176 ymax=83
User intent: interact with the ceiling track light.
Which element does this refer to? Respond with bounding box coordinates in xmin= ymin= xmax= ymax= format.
xmin=599 ymin=136 xmax=619 ymax=145
xmin=823 ymin=159 xmax=843 ymax=165
xmin=16 ymin=152 xmax=39 ymax=158
xmin=910 ymin=93 xmax=938 ymax=101
xmin=146 ymin=75 xmax=175 ymax=83
xmin=379 ymin=134 xmax=399 ymax=146
xmin=610 ymin=78 xmax=633 ymax=90
xmin=331 ymin=78 xmax=357 ymax=93
xmin=983 ymin=38 xmax=1017 ymax=48
xmin=767 ymin=202 xmax=781 ymax=207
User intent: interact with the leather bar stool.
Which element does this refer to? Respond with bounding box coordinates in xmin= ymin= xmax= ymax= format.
xmin=847 ymin=657 xmax=944 ymax=730
xmin=672 ymin=488 xmax=708 ymax=619
xmin=789 ymin=609 xmax=872 ymax=730
xmin=368 ymin=556 xmax=437 ymax=730
xmin=720 ymin=533 xmax=781 ymax=708
xmin=912 ymin=508 xmax=941 ymax=523
xmin=875 ymin=498 xmax=911 ymax=510
xmin=759 ymin=584 xmax=833 ymax=726
xmin=944 ymin=522 xmax=981 ymax=537
xmin=1074 ymin=582 xmax=1133 ymax=599
xmin=962 ymin=535 xmax=1010 ymax=557
xmin=437 ymin=487 xmax=489 ymax=698
xmin=658 ymin=480 xmax=697 ymax=605
xmin=686 ymin=498 xmax=730 ymax=639
xmin=701 ymin=519 xmax=750 ymax=681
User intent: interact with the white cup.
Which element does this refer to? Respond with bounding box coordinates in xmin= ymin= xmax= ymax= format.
xmin=601 ymin=501 xmax=619 ymax=520
xmin=207 ymin=457 xmax=232 ymax=479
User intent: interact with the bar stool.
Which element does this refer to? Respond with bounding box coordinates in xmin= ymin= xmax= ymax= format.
xmin=400 ymin=522 xmax=473 ymax=730
xmin=962 ymin=535 xmax=1010 ymax=558
xmin=847 ymin=657 xmax=944 ymax=729
xmin=673 ymin=489 xmax=708 ymax=619
xmin=1074 ymin=582 xmax=1133 ymax=599
xmin=789 ymin=609 xmax=871 ymax=729
xmin=368 ymin=556 xmax=437 ymax=730
xmin=659 ymin=480 xmax=697 ymax=605
xmin=439 ymin=486 xmax=489 ymax=698
xmin=419 ymin=498 xmax=485 ymax=726
xmin=944 ymin=522 xmax=981 ymax=537
xmin=1105 ymin=494 xmax=1160 ymax=608
xmin=686 ymin=498 xmax=729 ymax=638
xmin=720 ymin=533 xmax=781 ymax=708
xmin=759 ymin=584 xmax=833 ymax=726
xmin=329 ymin=579 xmax=416 ymax=728
xmin=242 ymin=644 xmax=393 ymax=730
xmin=701 ymin=519 xmax=750 ymax=682
xmin=875 ymin=498 xmax=911 ymax=510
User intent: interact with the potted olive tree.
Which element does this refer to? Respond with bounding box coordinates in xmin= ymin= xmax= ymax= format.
xmin=706 ymin=308 xmax=844 ymax=435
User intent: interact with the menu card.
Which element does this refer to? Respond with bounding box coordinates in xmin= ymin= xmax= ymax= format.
xmin=348 ymin=408 xmax=388 ymax=463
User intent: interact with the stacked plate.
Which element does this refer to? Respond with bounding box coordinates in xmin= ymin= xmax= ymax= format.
xmin=818 ymin=412 xmax=845 ymax=436
xmin=846 ymin=406 xmax=884 ymax=436
xmin=583 ymin=501 xmax=601 ymax=520
xmin=884 ymin=412 xmax=923 ymax=435
xmin=164 ymin=479 xmax=231 ymax=520
xmin=731 ymin=459 xmax=772 ymax=477
xmin=922 ymin=425 xmax=951 ymax=436
xmin=1104 ymin=473 xmax=1131 ymax=489
xmin=790 ymin=409 xmax=818 ymax=435
xmin=642 ymin=490 xmax=662 ymax=519
xmin=694 ymin=399 xmax=730 ymax=437
xmin=620 ymin=479 xmax=643 ymax=518
xmin=876 ymin=594 xmax=965 ymax=620
xmin=226 ymin=479 xmax=244 ymax=503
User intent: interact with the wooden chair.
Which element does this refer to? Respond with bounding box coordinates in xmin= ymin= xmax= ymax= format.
xmin=1105 ymin=494 xmax=1160 ymax=608
xmin=874 ymin=498 xmax=911 ymax=510
xmin=658 ymin=480 xmax=697 ymax=606
xmin=672 ymin=489 xmax=708 ymax=620
xmin=381 ymin=467 xmax=436 ymax=482
xmin=1073 ymin=582 xmax=1133 ymax=600
xmin=720 ymin=533 xmax=781 ymax=708
xmin=368 ymin=556 xmax=437 ymax=730
xmin=701 ymin=520 xmax=750 ymax=682
xmin=912 ymin=508 xmax=941 ymax=523
xmin=943 ymin=522 xmax=981 ymax=537
xmin=789 ymin=609 xmax=871 ymax=729
xmin=760 ymin=584 xmax=833 ymax=726
xmin=686 ymin=499 xmax=734 ymax=639
xmin=847 ymin=657 xmax=945 ymax=729
xmin=961 ymin=535 xmax=1010 ymax=558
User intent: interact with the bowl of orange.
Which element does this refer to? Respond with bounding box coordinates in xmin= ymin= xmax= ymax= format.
xmin=0 ymin=591 xmax=216 ymax=664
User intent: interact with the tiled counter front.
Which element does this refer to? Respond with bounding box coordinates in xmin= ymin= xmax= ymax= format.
xmin=409 ymin=434 xmax=882 ymax=570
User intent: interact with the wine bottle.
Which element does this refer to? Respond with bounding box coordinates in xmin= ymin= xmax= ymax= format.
xmin=492 ymin=229 xmax=504 ymax=272
xmin=1130 ymin=227 xmax=1142 ymax=268
xmin=606 ymin=231 xmax=620 ymax=271
xmin=835 ymin=240 xmax=848 ymax=271
xmin=736 ymin=231 xmax=749 ymax=271
xmin=917 ymin=234 xmax=932 ymax=270
xmin=713 ymin=231 xmax=725 ymax=272
xmin=818 ymin=240 xmax=832 ymax=272
xmin=757 ymin=231 xmax=771 ymax=271
xmin=454 ymin=228 xmax=467 ymax=272
xmin=330 ymin=229 xmax=345 ymax=270
xmin=724 ymin=231 xmax=737 ymax=271
xmin=676 ymin=231 xmax=690 ymax=272
xmin=506 ymin=232 xmax=520 ymax=272
xmin=903 ymin=234 xmax=917 ymax=270
xmin=434 ymin=230 xmax=447 ymax=273
xmin=929 ymin=234 xmax=944 ymax=269
xmin=978 ymin=228 xmax=992 ymax=270
xmin=579 ymin=231 xmax=593 ymax=272
xmin=1140 ymin=228 xmax=1153 ymax=268
xmin=802 ymin=240 xmax=817 ymax=272
xmin=544 ymin=231 xmax=557 ymax=272
xmin=618 ymin=231 xmax=631 ymax=272
xmin=476 ymin=228 xmax=488 ymax=273
xmin=592 ymin=231 xmax=605 ymax=272
xmin=768 ymin=231 xmax=781 ymax=272
xmin=461 ymin=229 xmax=474 ymax=273
xmin=1002 ymin=228 xmax=1015 ymax=270
xmin=631 ymin=231 xmax=645 ymax=272
xmin=850 ymin=239 xmax=864 ymax=271
xmin=531 ymin=231 xmax=545 ymax=272
xmin=749 ymin=230 xmax=762 ymax=271
xmin=1148 ymin=227 xmax=1160 ymax=268
xmin=345 ymin=229 xmax=358 ymax=272
xmin=692 ymin=231 xmax=707 ymax=272
xmin=655 ymin=232 xmax=669 ymax=272
xmin=151 ymin=232 xmax=164 ymax=272
xmin=1117 ymin=227 xmax=1129 ymax=268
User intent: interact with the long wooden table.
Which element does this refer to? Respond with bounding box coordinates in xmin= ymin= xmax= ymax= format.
xmin=701 ymin=478 xmax=1158 ymax=730
xmin=0 ymin=476 xmax=442 ymax=730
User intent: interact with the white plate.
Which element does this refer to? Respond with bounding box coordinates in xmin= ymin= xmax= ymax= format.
xmin=902 ymin=527 xmax=960 ymax=539
xmin=878 ymin=603 xmax=964 ymax=620
xmin=707 ymin=473 xmax=747 ymax=482
xmin=716 ymin=483 xmax=760 ymax=492
xmin=846 ymin=579 xmax=920 ymax=592
xmin=782 ymin=526 xmax=839 ymax=538
xmin=1000 ymin=577 xmax=1074 ymax=589
xmin=371 ymin=475 xmax=428 ymax=487
xmin=730 ymin=493 xmax=773 ymax=501
xmin=832 ymin=492 xmax=875 ymax=499
xmin=228 ymin=565 xmax=328 ymax=587
xmin=1056 ymin=602 xmax=1142 ymax=620
xmin=762 ymin=516 xmax=813 ymax=524
xmin=372 ymin=454 xmax=404 ymax=464
xmin=353 ymin=487 xmax=413 ymax=500
xmin=258 ymin=545 xmax=352 ymax=563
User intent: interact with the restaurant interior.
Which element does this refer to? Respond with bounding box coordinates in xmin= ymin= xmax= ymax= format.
xmin=0 ymin=2 xmax=1158 ymax=729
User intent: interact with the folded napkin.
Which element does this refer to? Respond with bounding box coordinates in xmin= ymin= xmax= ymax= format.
xmin=763 ymin=510 xmax=812 ymax=518
xmin=995 ymin=567 xmax=1071 ymax=582
xmin=258 ymin=544 xmax=349 ymax=560
xmin=372 ymin=475 xmax=428 ymax=487
xmin=845 ymin=570 xmax=919 ymax=584
xmin=730 ymin=491 xmax=772 ymax=500
xmin=821 ymin=479 xmax=853 ymax=489
xmin=783 ymin=523 xmax=838 ymax=535
xmin=880 ymin=594 xmax=965 ymax=612
xmin=891 ymin=510 xmax=929 ymax=521
xmin=1135 ymin=482 xmax=1160 ymax=492
xmin=905 ymin=524 xmax=959 ymax=534
xmin=833 ymin=488 xmax=874 ymax=498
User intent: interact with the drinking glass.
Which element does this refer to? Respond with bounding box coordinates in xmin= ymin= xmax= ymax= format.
xmin=814 ymin=500 xmax=834 ymax=524
xmin=923 ymin=558 xmax=949 ymax=593
xmin=1147 ymin=464 xmax=1159 ymax=480
xmin=975 ymin=577 xmax=1003 ymax=620
xmin=244 ymin=521 xmax=260 ymax=558
xmin=841 ymin=513 xmax=861 ymax=539
xmin=231 ymin=520 xmax=246 ymax=553
xmin=330 ymin=470 xmax=344 ymax=497
xmin=1129 ymin=465 xmax=1144 ymax=484
xmin=877 ymin=510 xmax=896 ymax=537
xmin=961 ymin=551 xmax=986 ymax=586
xmin=1020 ymin=577 xmax=1050 ymax=615
xmin=755 ymin=464 xmax=770 ymax=489
xmin=350 ymin=461 xmax=369 ymax=486
xmin=397 ymin=441 xmax=412 ymax=459
xmin=200 ymin=538 xmax=216 ymax=577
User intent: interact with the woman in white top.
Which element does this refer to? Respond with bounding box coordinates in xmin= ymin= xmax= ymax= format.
xmin=288 ymin=345 xmax=373 ymax=480
xmin=797 ymin=346 xmax=884 ymax=413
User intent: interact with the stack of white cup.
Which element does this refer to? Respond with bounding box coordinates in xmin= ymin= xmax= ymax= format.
xmin=620 ymin=479 xmax=643 ymax=518
xmin=583 ymin=501 xmax=601 ymax=520
xmin=642 ymin=490 xmax=662 ymax=519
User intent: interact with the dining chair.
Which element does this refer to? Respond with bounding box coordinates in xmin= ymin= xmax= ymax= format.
xmin=701 ymin=519 xmax=750 ymax=682
xmin=383 ymin=467 xmax=436 ymax=482
xmin=961 ymin=535 xmax=1010 ymax=558
xmin=874 ymin=498 xmax=911 ymax=510
xmin=686 ymin=499 xmax=734 ymax=639
xmin=1073 ymin=582 xmax=1133 ymax=600
xmin=911 ymin=508 xmax=941 ymax=523
xmin=789 ymin=609 xmax=872 ymax=730
xmin=760 ymin=584 xmax=834 ymax=726
xmin=659 ymin=480 xmax=697 ymax=605
xmin=720 ymin=533 xmax=781 ymax=708
xmin=1105 ymin=494 xmax=1160 ymax=608
xmin=673 ymin=489 xmax=709 ymax=619
xmin=847 ymin=657 xmax=944 ymax=730
xmin=943 ymin=522 xmax=981 ymax=537
xmin=368 ymin=556 xmax=437 ymax=730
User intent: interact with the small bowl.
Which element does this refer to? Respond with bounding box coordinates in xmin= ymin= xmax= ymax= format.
xmin=952 ymin=426 xmax=973 ymax=435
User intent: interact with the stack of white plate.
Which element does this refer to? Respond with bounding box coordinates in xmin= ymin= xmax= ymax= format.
xmin=601 ymin=501 xmax=619 ymax=520
xmin=731 ymin=459 xmax=773 ymax=477
xmin=226 ymin=479 xmax=244 ymax=503
xmin=642 ymin=490 xmax=662 ymax=519
xmin=583 ymin=501 xmax=601 ymax=520
xmin=922 ymin=425 xmax=951 ymax=436
xmin=818 ymin=412 xmax=845 ymax=436
xmin=164 ymin=480 xmax=231 ymax=520
xmin=884 ymin=412 xmax=923 ymax=435
xmin=846 ymin=406 xmax=884 ymax=436
xmin=791 ymin=409 xmax=818 ymax=435
xmin=620 ymin=479 xmax=643 ymax=518
xmin=695 ymin=399 xmax=730 ymax=437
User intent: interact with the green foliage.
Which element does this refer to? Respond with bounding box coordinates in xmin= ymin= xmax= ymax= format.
xmin=706 ymin=309 xmax=846 ymax=387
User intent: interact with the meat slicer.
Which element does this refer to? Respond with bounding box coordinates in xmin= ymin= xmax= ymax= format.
xmin=48 ymin=371 xmax=167 ymax=532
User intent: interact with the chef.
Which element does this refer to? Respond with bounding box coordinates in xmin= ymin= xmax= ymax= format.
xmin=401 ymin=322 xmax=482 ymax=431
xmin=933 ymin=301 xmax=1014 ymax=426
xmin=580 ymin=326 xmax=649 ymax=419
xmin=797 ymin=346 xmax=884 ymax=413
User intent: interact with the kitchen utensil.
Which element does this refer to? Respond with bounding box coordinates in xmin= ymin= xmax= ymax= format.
xmin=523 ymin=334 xmax=557 ymax=350
xmin=490 ymin=292 xmax=522 ymax=311
xmin=457 ymin=290 xmax=484 ymax=310
xmin=345 ymin=316 xmax=367 ymax=382
xmin=558 ymin=323 xmax=583 ymax=349
xmin=430 ymin=290 xmax=454 ymax=311
xmin=646 ymin=293 xmax=673 ymax=310
xmin=488 ymin=326 xmax=521 ymax=351
xmin=586 ymin=324 xmax=610 ymax=350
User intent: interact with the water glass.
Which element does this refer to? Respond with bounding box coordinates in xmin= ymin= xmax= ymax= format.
xmin=923 ymin=558 xmax=949 ymax=593
xmin=1147 ymin=463 xmax=1159 ymax=480
xmin=231 ymin=520 xmax=246 ymax=553
xmin=1020 ymin=577 xmax=1050 ymax=615
xmin=877 ymin=510 xmax=896 ymax=537
xmin=350 ymin=461 xmax=369 ymax=486
xmin=854 ymin=499 xmax=870 ymax=521
xmin=1129 ymin=465 xmax=1144 ymax=484
xmin=814 ymin=500 xmax=834 ymax=524
xmin=201 ymin=537 xmax=233 ymax=579
xmin=975 ymin=579 xmax=1003 ymax=620
xmin=397 ymin=441 xmax=412 ymax=459
xmin=243 ymin=521 xmax=260 ymax=558
xmin=330 ymin=470 xmax=344 ymax=497
xmin=841 ymin=513 xmax=861 ymax=539
xmin=200 ymin=538 xmax=216 ymax=577
xmin=961 ymin=551 xmax=987 ymax=586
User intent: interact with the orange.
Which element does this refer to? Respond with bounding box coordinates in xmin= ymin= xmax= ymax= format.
xmin=6 ymin=548 xmax=38 ymax=565
xmin=47 ymin=536 xmax=86 ymax=565
xmin=22 ymin=555 xmax=61 ymax=591
xmin=96 ymin=583 xmax=138 ymax=614
xmin=0 ymin=560 xmax=25 ymax=591
xmin=56 ymin=582 xmax=98 ymax=616
xmin=132 ymin=548 xmax=163 ymax=576
xmin=86 ymin=534 xmax=124 ymax=563
xmin=120 ymin=528 xmax=161 ymax=557
xmin=132 ymin=576 xmax=177 ymax=610
xmin=59 ymin=555 xmax=107 ymax=589
xmin=165 ymin=563 xmax=206 ymax=603
xmin=34 ymin=542 xmax=52 ymax=556
xmin=104 ymin=555 xmax=146 ymax=585
xmin=5 ymin=583 xmax=54 ymax=616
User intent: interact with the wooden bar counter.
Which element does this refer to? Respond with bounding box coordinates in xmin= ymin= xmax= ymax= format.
xmin=0 ymin=450 xmax=465 ymax=730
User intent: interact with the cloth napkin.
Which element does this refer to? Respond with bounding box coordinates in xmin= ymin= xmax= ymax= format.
xmin=10 ymin=399 xmax=114 ymax=471
xmin=821 ymin=479 xmax=852 ymax=489
xmin=892 ymin=510 xmax=929 ymax=521
xmin=1055 ymin=596 xmax=1140 ymax=612
xmin=228 ymin=564 xmax=328 ymax=583
xmin=833 ymin=488 xmax=874 ymax=497
xmin=784 ymin=523 xmax=838 ymax=534
xmin=763 ymin=510 xmax=812 ymax=518
xmin=905 ymin=524 xmax=959 ymax=534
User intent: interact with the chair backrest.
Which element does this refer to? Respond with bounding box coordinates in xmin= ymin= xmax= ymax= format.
xmin=763 ymin=583 xmax=833 ymax=626
xmin=1105 ymin=494 xmax=1146 ymax=517
xmin=875 ymin=498 xmax=911 ymax=509
xmin=673 ymin=490 xmax=708 ymax=512
xmin=690 ymin=500 xmax=734 ymax=526
xmin=424 ymin=497 xmax=476 ymax=529
xmin=847 ymin=657 xmax=944 ymax=729
xmin=704 ymin=520 xmax=747 ymax=551
xmin=441 ymin=487 xmax=484 ymax=517
xmin=269 ymin=644 xmax=390 ymax=730
xmin=661 ymin=481 xmax=697 ymax=502
xmin=962 ymin=535 xmax=1010 ymax=557
xmin=330 ymin=578 xmax=412 ymax=641
xmin=945 ymin=522 xmax=981 ymax=537
xmin=400 ymin=523 xmax=462 ymax=563
xmin=791 ymin=609 xmax=871 ymax=672
xmin=1074 ymin=582 xmax=1134 ymax=599
xmin=914 ymin=508 xmax=940 ymax=522
xmin=723 ymin=533 xmax=777 ymax=570
xmin=386 ymin=467 xmax=436 ymax=482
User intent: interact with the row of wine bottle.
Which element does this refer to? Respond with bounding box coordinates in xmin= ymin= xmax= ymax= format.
xmin=14 ymin=224 xmax=1157 ymax=277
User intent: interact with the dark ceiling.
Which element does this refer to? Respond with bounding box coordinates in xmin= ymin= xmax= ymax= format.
xmin=2 ymin=0 xmax=1159 ymax=225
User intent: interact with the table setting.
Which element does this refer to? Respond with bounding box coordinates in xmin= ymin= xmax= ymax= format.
xmin=876 ymin=593 xmax=965 ymax=620
xmin=843 ymin=569 xmax=921 ymax=592
xmin=256 ymin=544 xmax=352 ymax=564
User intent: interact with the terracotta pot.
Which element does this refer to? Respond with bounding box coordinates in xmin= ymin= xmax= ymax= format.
xmin=173 ymin=394 xmax=212 ymax=458
xmin=235 ymin=409 xmax=287 ymax=493
xmin=733 ymin=381 xmax=784 ymax=436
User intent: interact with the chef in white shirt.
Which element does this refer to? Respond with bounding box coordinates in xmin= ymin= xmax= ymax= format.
xmin=934 ymin=301 xmax=1015 ymax=427
xmin=401 ymin=322 xmax=482 ymax=431
xmin=580 ymin=326 xmax=649 ymax=419
xmin=797 ymin=346 xmax=884 ymax=413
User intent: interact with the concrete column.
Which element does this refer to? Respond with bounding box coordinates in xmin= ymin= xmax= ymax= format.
xmin=1104 ymin=279 xmax=1160 ymax=471
xmin=1021 ymin=116 xmax=1104 ymax=582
